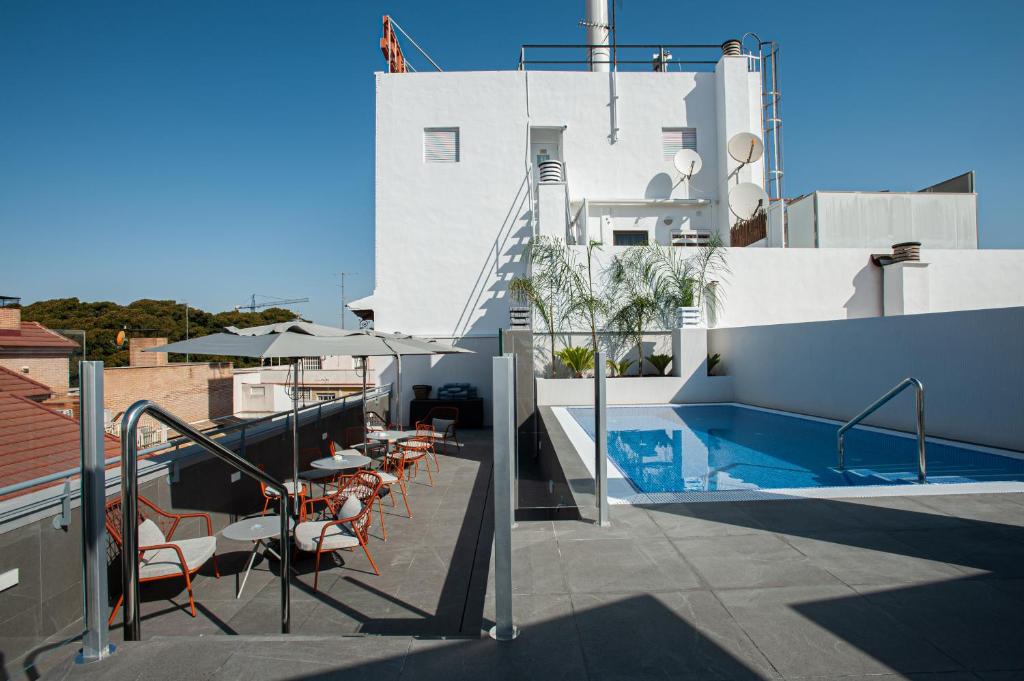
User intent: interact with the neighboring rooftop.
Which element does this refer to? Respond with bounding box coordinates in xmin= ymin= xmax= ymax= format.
xmin=0 ymin=392 xmax=119 ymax=494
xmin=0 ymin=364 xmax=53 ymax=400
xmin=0 ymin=307 xmax=78 ymax=351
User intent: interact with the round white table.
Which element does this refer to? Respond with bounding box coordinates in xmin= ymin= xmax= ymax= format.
xmin=221 ymin=515 xmax=294 ymax=599
xmin=366 ymin=430 xmax=418 ymax=444
xmin=310 ymin=452 xmax=371 ymax=471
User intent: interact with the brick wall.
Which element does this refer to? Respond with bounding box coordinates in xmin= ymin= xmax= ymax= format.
xmin=104 ymin=363 xmax=234 ymax=430
xmin=129 ymin=337 xmax=168 ymax=367
xmin=0 ymin=356 xmax=69 ymax=394
xmin=0 ymin=307 xmax=19 ymax=330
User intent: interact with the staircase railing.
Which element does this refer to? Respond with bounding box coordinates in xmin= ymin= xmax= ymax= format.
xmin=837 ymin=378 xmax=926 ymax=483
xmin=119 ymin=400 xmax=293 ymax=641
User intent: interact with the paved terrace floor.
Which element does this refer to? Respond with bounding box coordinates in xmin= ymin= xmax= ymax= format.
xmin=22 ymin=431 xmax=1024 ymax=680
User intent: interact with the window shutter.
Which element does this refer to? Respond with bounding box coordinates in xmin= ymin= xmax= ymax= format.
xmin=662 ymin=127 xmax=697 ymax=160
xmin=424 ymin=128 xmax=460 ymax=163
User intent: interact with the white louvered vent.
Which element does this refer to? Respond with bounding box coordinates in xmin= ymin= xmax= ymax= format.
xmin=662 ymin=127 xmax=697 ymax=160
xmin=424 ymin=127 xmax=460 ymax=163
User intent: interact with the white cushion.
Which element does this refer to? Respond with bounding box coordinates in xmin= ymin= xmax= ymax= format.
xmin=337 ymin=495 xmax=361 ymax=521
xmin=139 ymin=536 xmax=217 ymax=578
xmin=265 ymin=481 xmax=306 ymax=497
xmin=374 ymin=470 xmax=397 ymax=484
xmin=138 ymin=519 xmax=165 ymax=547
xmin=433 ymin=418 xmax=455 ymax=434
xmin=403 ymin=439 xmax=431 ymax=450
xmin=294 ymin=521 xmax=359 ymax=552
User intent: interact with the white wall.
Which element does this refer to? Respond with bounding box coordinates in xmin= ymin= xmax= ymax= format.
xmin=537 ymin=375 xmax=733 ymax=407
xmin=786 ymin=191 xmax=978 ymax=249
xmin=371 ymin=66 xmax=761 ymax=339
xmin=376 ymin=335 xmax=499 ymax=427
xmin=709 ymin=307 xmax=1024 ymax=451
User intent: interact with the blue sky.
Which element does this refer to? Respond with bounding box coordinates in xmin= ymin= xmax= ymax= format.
xmin=2 ymin=1 xmax=1021 ymax=326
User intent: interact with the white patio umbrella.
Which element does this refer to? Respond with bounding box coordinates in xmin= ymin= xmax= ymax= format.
xmin=148 ymin=322 xmax=470 ymax=514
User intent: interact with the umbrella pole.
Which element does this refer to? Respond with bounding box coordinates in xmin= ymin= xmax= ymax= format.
xmin=292 ymin=359 xmax=300 ymax=518
xmin=361 ymin=356 xmax=368 ymax=452
xmin=395 ymin=353 xmax=402 ymax=428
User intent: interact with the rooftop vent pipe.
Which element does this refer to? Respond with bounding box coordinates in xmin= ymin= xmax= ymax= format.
xmin=721 ymin=39 xmax=742 ymax=57
xmin=585 ymin=0 xmax=610 ymax=72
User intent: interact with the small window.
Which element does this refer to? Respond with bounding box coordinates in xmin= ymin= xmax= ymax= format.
xmin=300 ymin=356 xmax=322 ymax=371
xmin=662 ymin=127 xmax=697 ymax=160
xmin=424 ymin=127 xmax=460 ymax=163
xmin=249 ymin=386 xmax=265 ymax=397
xmin=613 ymin=230 xmax=649 ymax=246
xmin=316 ymin=392 xmax=334 ymax=402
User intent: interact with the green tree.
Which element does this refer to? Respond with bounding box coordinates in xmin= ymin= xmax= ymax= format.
xmin=509 ymin=236 xmax=572 ymax=378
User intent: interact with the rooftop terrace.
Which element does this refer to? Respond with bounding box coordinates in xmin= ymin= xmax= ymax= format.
xmin=13 ymin=424 xmax=1024 ymax=681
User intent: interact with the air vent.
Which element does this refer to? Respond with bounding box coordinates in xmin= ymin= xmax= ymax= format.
xmin=662 ymin=128 xmax=697 ymax=160
xmin=424 ymin=128 xmax=460 ymax=163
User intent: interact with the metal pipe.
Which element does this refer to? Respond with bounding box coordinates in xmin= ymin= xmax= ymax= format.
xmin=837 ymin=378 xmax=926 ymax=483
xmin=77 ymin=362 xmax=114 ymax=663
xmin=594 ymin=350 xmax=609 ymax=525
xmin=585 ymin=0 xmax=610 ymax=72
xmin=120 ymin=400 xmax=292 ymax=640
xmin=292 ymin=360 xmax=300 ymax=517
xmin=395 ymin=353 xmax=403 ymax=427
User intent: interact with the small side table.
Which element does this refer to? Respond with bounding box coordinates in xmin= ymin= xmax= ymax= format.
xmin=221 ymin=515 xmax=294 ymax=599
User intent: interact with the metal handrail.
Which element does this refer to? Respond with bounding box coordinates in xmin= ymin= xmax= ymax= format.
xmin=837 ymin=378 xmax=926 ymax=483
xmin=119 ymin=401 xmax=292 ymax=641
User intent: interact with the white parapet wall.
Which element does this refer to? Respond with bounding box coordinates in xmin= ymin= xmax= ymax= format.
xmin=537 ymin=374 xmax=733 ymax=407
xmin=709 ymin=306 xmax=1024 ymax=451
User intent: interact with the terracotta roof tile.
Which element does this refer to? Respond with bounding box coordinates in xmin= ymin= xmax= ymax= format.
xmin=0 ymin=393 xmax=120 ymax=497
xmin=0 ymin=364 xmax=53 ymax=400
xmin=0 ymin=322 xmax=78 ymax=350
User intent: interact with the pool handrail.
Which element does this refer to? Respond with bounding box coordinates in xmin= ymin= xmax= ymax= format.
xmin=837 ymin=377 xmax=926 ymax=483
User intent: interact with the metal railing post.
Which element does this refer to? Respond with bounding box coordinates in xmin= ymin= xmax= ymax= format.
xmin=594 ymin=351 xmax=610 ymax=526
xmin=120 ymin=406 xmax=141 ymax=641
xmin=77 ymin=362 xmax=115 ymax=663
xmin=121 ymin=400 xmax=293 ymax=640
xmin=490 ymin=355 xmax=519 ymax=640
xmin=837 ymin=377 xmax=926 ymax=483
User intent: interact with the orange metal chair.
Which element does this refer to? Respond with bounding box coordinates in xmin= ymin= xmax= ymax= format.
xmin=420 ymin=406 xmax=460 ymax=457
xmin=104 ymin=495 xmax=219 ymax=625
xmin=258 ymin=464 xmax=307 ymax=518
xmin=296 ymin=470 xmax=383 ymax=590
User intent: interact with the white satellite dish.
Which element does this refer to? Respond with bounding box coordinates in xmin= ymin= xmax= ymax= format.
xmin=729 ymin=182 xmax=769 ymax=221
xmin=727 ymin=132 xmax=764 ymax=165
xmin=672 ymin=148 xmax=702 ymax=179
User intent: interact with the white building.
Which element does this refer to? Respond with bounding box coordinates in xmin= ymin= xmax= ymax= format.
xmin=233 ymin=355 xmax=375 ymax=417
xmin=351 ymin=3 xmax=1022 ymax=424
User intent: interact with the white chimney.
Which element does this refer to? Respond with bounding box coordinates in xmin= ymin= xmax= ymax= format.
xmin=586 ymin=0 xmax=610 ymax=72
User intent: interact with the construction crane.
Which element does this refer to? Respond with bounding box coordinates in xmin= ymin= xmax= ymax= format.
xmin=234 ymin=294 xmax=309 ymax=313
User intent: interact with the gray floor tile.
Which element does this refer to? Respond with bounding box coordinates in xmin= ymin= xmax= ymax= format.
xmin=673 ymin=533 xmax=843 ymax=590
xmin=717 ymin=584 xmax=963 ymax=678
xmin=559 ymin=537 xmax=702 ymax=594
xmin=644 ymin=502 xmax=766 ymax=538
xmin=856 ymin=578 xmax=1024 ymax=672
xmin=781 ymin=531 xmax=968 ymax=587
xmin=571 ymin=590 xmax=780 ymax=680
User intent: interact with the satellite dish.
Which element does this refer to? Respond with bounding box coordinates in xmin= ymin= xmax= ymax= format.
xmin=115 ymin=330 xmax=126 ymax=348
xmin=672 ymin=149 xmax=703 ymax=179
xmin=727 ymin=132 xmax=764 ymax=165
xmin=729 ymin=182 xmax=769 ymax=221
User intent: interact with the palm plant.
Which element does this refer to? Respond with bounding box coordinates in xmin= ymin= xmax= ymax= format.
xmin=509 ymin=236 xmax=572 ymax=378
xmin=606 ymin=245 xmax=666 ymax=375
xmin=555 ymin=345 xmax=595 ymax=378
xmin=606 ymin=357 xmax=634 ymax=377
xmin=563 ymin=240 xmax=607 ymax=351
xmin=647 ymin=353 xmax=672 ymax=376
xmin=649 ymin=232 xmax=728 ymax=326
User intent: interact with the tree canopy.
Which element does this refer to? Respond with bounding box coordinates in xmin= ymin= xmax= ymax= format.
xmin=18 ymin=298 xmax=300 ymax=384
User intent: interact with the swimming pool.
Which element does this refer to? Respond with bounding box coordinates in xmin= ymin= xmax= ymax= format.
xmin=564 ymin=404 xmax=1024 ymax=500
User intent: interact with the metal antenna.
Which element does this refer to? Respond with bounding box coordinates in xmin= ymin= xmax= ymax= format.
xmin=337 ymin=272 xmax=357 ymax=329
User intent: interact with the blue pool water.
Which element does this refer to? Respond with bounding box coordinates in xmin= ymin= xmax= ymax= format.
xmin=568 ymin=405 xmax=1024 ymax=493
